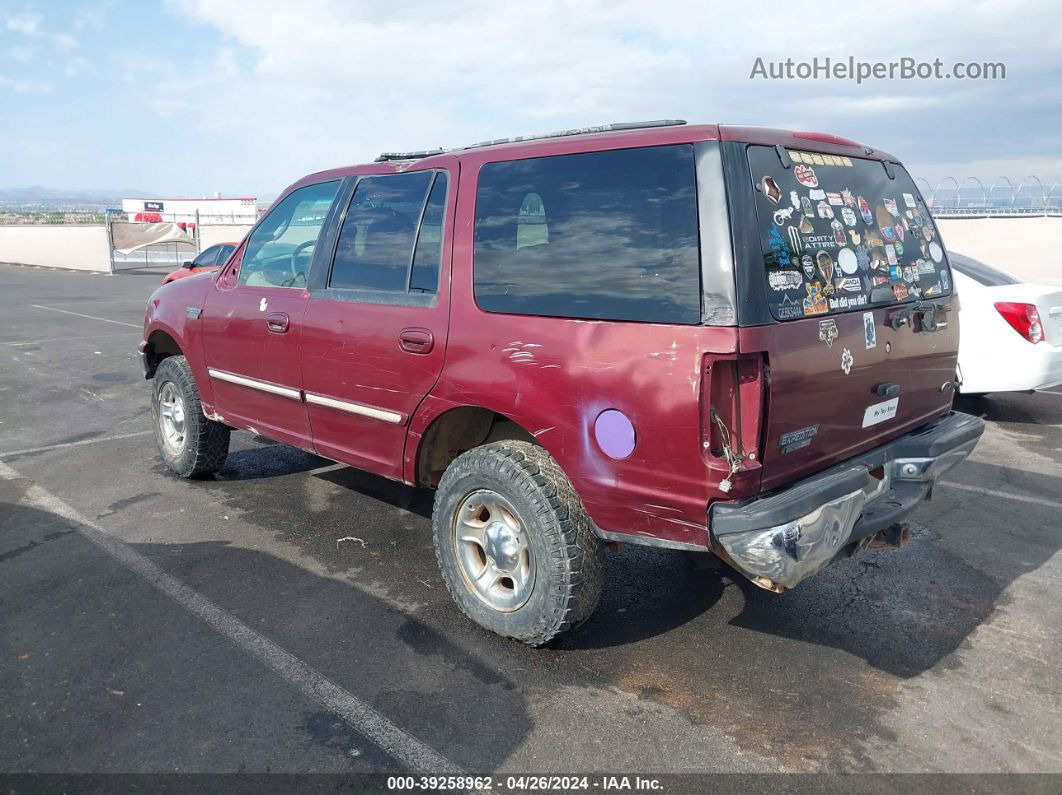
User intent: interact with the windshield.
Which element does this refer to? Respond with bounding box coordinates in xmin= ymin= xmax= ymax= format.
xmin=748 ymin=145 xmax=953 ymax=321
xmin=193 ymin=246 xmax=220 ymax=266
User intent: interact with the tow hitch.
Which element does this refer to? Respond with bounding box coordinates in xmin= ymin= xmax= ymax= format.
xmin=867 ymin=522 xmax=910 ymax=549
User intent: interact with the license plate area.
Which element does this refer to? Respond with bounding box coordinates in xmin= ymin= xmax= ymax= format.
xmin=863 ymin=397 xmax=899 ymax=428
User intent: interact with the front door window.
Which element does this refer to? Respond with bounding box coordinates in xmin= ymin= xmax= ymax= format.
xmin=239 ymin=181 xmax=340 ymax=288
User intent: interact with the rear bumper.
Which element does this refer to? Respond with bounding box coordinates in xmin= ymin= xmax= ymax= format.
xmin=709 ymin=411 xmax=985 ymax=590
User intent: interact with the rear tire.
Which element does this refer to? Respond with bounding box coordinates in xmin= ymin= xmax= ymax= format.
xmin=151 ymin=355 xmax=230 ymax=478
xmin=432 ymin=441 xmax=602 ymax=646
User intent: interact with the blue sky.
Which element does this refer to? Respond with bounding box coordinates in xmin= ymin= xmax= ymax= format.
xmin=2 ymin=1 xmax=1060 ymax=200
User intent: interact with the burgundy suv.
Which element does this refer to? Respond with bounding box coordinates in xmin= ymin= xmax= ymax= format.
xmin=140 ymin=121 xmax=984 ymax=644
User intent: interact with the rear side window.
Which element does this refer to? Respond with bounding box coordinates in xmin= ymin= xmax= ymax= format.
xmin=949 ymin=252 xmax=1019 ymax=286
xmin=409 ymin=173 xmax=448 ymax=293
xmin=748 ymin=146 xmax=952 ymax=321
xmin=473 ymin=145 xmax=701 ymax=324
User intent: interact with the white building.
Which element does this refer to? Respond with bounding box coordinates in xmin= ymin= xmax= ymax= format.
xmin=121 ymin=195 xmax=258 ymax=225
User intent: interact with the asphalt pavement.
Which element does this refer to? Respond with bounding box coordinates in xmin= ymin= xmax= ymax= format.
xmin=1 ymin=263 xmax=1060 ymax=783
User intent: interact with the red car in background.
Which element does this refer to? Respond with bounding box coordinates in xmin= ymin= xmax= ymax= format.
xmin=161 ymin=242 xmax=237 ymax=284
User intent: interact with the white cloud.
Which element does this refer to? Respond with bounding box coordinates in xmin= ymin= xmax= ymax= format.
xmin=51 ymin=31 xmax=77 ymax=50
xmin=10 ymin=0 xmax=1057 ymax=192
xmin=0 ymin=73 xmax=52 ymax=93
xmin=5 ymin=9 xmax=78 ymax=50
xmin=820 ymin=95 xmax=942 ymax=114
xmin=7 ymin=45 xmax=33 ymax=62
xmin=158 ymin=0 xmax=1060 ymax=171
xmin=74 ymin=2 xmax=114 ymax=31
xmin=5 ymin=12 xmax=41 ymax=35
xmin=64 ymin=55 xmax=89 ymax=76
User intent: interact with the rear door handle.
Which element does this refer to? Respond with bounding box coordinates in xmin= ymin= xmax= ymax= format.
xmin=266 ymin=312 xmax=289 ymax=333
xmin=876 ymin=382 xmax=901 ymax=398
xmin=399 ymin=328 xmax=434 ymax=354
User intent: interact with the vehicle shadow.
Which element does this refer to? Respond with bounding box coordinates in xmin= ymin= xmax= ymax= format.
xmin=210 ymin=441 xmax=330 ymax=482
xmin=209 ymin=432 xmax=1061 ymax=680
xmin=296 ymin=452 xmax=1040 ymax=680
xmin=134 ymin=426 xmax=1062 ymax=771
xmin=540 ymin=456 xmax=1062 ymax=769
xmin=0 ymin=499 xmax=529 ymax=772
xmin=955 ymin=390 xmax=1062 ymax=427
xmin=131 ymin=539 xmax=531 ymax=770
xmin=566 ymin=457 xmax=1061 ymax=664
xmin=314 ymin=465 xmax=436 ymax=520
xmin=954 ymin=392 xmax=1061 ymax=461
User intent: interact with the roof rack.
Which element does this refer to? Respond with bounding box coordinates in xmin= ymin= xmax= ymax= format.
xmin=374 ymin=148 xmax=447 ymax=163
xmin=372 ymin=120 xmax=687 ymax=163
xmin=457 ymin=119 xmax=687 ymax=151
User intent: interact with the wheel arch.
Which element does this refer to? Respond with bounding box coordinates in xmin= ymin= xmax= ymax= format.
xmin=142 ymin=316 xmax=216 ymax=415
xmin=408 ymin=403 xmax=541 ymax=488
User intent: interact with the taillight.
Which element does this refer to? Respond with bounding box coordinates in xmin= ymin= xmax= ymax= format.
xmin=700 ymin=353 xmax=768 ymax=496
xmin=994 ymin=302 xmax=1044 ymax=344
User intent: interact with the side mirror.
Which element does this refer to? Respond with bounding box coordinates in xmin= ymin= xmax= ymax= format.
xmin=182 ymin=260 xmax=194 ymax=269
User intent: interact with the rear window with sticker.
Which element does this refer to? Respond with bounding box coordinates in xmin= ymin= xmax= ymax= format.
xmin=747 ymin=145 xmax=952 ymax=322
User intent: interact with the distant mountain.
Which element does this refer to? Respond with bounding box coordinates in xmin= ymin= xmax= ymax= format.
xmin=0 ymin=186 xmax=154 ymax=203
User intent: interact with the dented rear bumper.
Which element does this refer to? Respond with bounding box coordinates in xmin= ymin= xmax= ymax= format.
xmin=709 ymin=411 xmax=984 ymax=590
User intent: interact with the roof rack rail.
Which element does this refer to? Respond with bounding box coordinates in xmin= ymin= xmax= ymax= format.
xmin=458 ymin=119 xmax=687 ymax=151
xmin=374 ymin=148 xmax=446 ymax=163
xmin=372 ymin=120 xmax=687 ymax=163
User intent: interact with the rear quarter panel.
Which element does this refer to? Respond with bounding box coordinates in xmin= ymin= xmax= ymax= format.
xmin=413 ymin=317 xmax=739 ymax=547
xmin=412 ymin=138 xmax=738 ymax=548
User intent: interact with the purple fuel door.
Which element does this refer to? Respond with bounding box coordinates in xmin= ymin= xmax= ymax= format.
xmin=594 ymin=409 xmax=636 ymax=459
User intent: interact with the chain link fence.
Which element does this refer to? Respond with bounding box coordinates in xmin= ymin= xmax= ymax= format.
xmin=918 ymin=176 xmax=1062 ymax=217
xmin=0 ymin=211 xmax=113 ymax=225
xmin=0 ymin=210 xmax=255 ymax=225
xmin=0 ymin=209 xmax=255 ymax=270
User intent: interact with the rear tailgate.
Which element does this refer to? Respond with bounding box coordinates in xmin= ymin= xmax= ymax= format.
xmin=740 ymin=309 xmax=958 ymax=490
xmin=737 ymin=144 xmax=958 ymax=490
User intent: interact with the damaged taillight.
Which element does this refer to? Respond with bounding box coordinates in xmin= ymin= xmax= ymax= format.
xmin=700 ymin=353 xmax=768 ymax=494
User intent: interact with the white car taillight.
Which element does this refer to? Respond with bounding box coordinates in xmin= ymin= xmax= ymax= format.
xmin=994 ymin=302 xmax=1044 ymax=344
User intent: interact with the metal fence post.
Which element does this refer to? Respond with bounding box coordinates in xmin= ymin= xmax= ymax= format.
xmin=105 ymin=213 xmax=116 ymax=275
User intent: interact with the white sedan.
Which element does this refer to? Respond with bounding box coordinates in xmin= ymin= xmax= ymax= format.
xmin=951 ymin=252 xmax=1062 ymax=394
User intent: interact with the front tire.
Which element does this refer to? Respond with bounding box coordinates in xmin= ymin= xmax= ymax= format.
xmin=152 ymin=355 xmax=230 ymax=478
xmin=432 ymin=441 xmax=602 ymax=646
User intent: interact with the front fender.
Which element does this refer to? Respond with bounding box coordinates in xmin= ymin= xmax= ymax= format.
xmin=142 ymin=273 xmax=216 ymax=412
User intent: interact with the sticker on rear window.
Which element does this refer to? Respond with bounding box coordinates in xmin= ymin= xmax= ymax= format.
xmin=863 ymin=397 xmax=899 ymax=427
xmin=749 ymin=146 xmax=953 ymax=321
